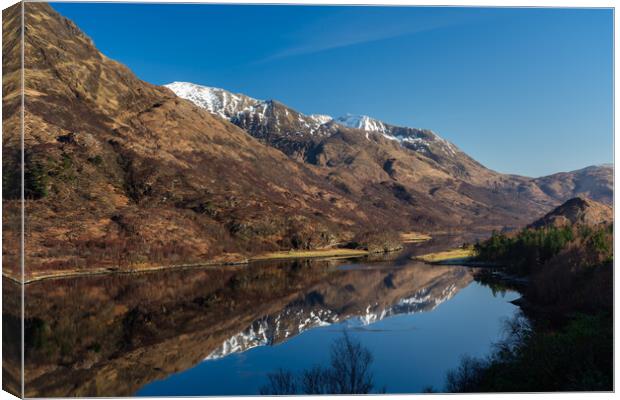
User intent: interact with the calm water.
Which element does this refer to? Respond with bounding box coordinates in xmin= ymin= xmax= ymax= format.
xmin=137 ymin=280 xmax=519 ymax=395
xmin=5 ymin=239 xmax=520 ymax=397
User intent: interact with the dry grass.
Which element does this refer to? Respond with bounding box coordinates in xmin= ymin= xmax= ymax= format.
xmin=251 ymin=248 xmax=369 ymax=261
xmin=6 ymin=256 xmax=250 ymax=284
xmin=400 ymin=232 xmax=432 ymax=243
xmin=414 ymin=247 xmax=475 ymax=263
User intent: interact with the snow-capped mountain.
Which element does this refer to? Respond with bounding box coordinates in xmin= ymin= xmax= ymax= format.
xmin=335 ymin=113 xmax=458 ymax=157
xmin=165 ymin=81 xmax=261 ymax=119
xmin=336 ymin=114 xmax=389 ymax=134
xmin=166 ymin=81 xmax=334 ymax=136
xmin=165 ymin=82 xmax=460 ymax=161
xmin=164 ymin=82 xmax=612 ymax=230
xmin=309 ymin=114 xmax=334 ymax=125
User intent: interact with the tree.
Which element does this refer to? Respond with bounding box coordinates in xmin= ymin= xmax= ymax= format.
xmin=328 ymin=331 xmax=375 ymax=394
xmin=259 ymin=332 xmax=377 ymax=395
xmin=259 ymin=369 xmax=297 ymax=395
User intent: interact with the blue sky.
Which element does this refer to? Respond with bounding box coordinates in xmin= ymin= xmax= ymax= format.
xmin=51 ymin=3 xmax=613 ymax=177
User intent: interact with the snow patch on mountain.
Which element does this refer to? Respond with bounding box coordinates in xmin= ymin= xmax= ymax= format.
xmin=309 ymin=114 xmax=334 ymax=125
xmin=334 ymin=114 xmax=458 ymax=157
xmin=165 ymin=81 xmax=261 ymax=119
xmin=167 ymin=82 xmax=460 ymax=158
xmin=335 ymin=114 xmax=388 ymax=134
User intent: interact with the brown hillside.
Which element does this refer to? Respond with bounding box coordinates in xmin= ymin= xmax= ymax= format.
xmin=5 ymin=3 xmax=404 ymax=276
xmin=533 ymin=164 xmax=613 ymax=205
xmin=528 ymin=196 xmax=613 ymax=229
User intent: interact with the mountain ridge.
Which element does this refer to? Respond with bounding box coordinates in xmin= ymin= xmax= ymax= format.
xmin=166 ymin=81 xmax=612 ymax=210
xmin=2 ymin=3 xmax=613 ymax=276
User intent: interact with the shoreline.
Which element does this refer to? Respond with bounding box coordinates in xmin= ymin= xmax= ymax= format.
xmin=3 ymin=259 xmax=250 ymax=285
xmin=3 ymin=248 xmax=372 ymax=285
xmin=5 ymin=233 xmax=433 ymax=285
xmin=250 ymin=248 xmax=370 ymax=262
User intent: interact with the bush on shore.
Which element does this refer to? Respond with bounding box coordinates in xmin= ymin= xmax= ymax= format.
xmin=446 ymin=312 xmax=612 ymax=392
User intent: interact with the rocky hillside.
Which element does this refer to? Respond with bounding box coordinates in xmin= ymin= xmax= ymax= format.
xmin=168 ymin=83 xmax=555 ymax=233
xmin=3 ymin=3 xmax=408 ymax=275
xmin=168 ymin=82 xmax=614 ymax=231
xmin=1 ymin=4 xmax=613 ymax=275
xmin=529 ymin=196 xmax=613 ymax=229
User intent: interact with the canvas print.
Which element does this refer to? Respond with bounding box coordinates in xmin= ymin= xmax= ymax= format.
xmin=1 ymin=2 xmax=613 ymax=397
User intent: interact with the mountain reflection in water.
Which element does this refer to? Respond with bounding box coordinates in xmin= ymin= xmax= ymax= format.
xmin=204 ymin=270 xmax=465 ymax=361
xmin=3 ymin=252 xmax=514 ymax=397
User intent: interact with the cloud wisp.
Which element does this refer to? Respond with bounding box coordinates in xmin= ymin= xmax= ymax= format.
xmin=253 ymin=9 xmax=492 ymax=64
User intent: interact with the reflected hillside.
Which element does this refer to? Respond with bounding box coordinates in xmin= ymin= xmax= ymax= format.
xmin=4 ymin=260 xmax=472 ymax=397
xmin=206 ymin=263 xmax=470 ymax=360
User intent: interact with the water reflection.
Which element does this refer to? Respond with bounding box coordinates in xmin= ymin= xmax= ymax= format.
xmin=4 ymin=255 xmax=490 ymax=397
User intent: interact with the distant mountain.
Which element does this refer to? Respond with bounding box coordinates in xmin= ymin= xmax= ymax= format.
xmin=165 ymin=82 xmax=477 ymax=177
xmin=168 ymin=82 xmax=613 ymax=210
xmin=534 ymin=164 xmax=613 ymax=205
xmin=167 ymin=82 xmax=614 ymax=233
xmin=334 ymin=113 xmax=459 ymax=159
xmin=165 ymin=84 xmax=550 ymax=227
xmin=529 ymin=196 xmax=613 ymax=229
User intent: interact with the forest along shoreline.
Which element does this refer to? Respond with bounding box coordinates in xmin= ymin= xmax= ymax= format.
xmin=429 ymin=197 xmax=613 ymax=392
xmin=4 ymin=231 xmax=433 ymax=284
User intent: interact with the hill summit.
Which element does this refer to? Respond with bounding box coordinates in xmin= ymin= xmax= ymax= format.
xmin=529 ymin=196 xmax=613 ymax=229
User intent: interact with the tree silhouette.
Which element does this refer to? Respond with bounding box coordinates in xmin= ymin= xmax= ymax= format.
xmin=260 ymin=332 xmax=377 ymax=395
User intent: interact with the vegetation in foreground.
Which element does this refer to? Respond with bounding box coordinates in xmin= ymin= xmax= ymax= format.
xmin=446 ymin=312 xmax=612 ymax=392
xmin=446 ymin=221 xmax=613 ymax=392
xmin=260 ymin=333 xmax=381 ymax=395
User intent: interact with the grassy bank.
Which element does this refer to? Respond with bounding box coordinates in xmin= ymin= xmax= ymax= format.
xmin=400 ymin=232 xmax=432 ymax=243
xmin=413 ymin=247 xmax=475 ymax=263
xmin=250 ymin=248 xmax=369 ymax=261
xmin=10 ymin=229 xmax=431 ymax=283
xmin=3 ymin=258 xmax=249 ymax=284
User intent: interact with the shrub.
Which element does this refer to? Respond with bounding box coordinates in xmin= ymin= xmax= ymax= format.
xmin=24 ymin=160 xmax=49 ymax=199
xmin=88 ymin=155 xmax=103 ymax=166
xmin=444 ymin=313 xmax=612 ymax=392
